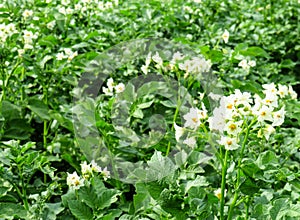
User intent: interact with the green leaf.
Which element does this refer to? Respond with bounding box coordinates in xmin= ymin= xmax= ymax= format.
xmin=137 ymin=100 xmax=154 ymax=109
xmin=61 ymin=190 xmax=76 ymax=207
xmin=97 ymin=189 xmax=120 ymax=210
xmin=40 ymin=55 xmax=53 ymax=69
xmin=240 ymin=46 xmax=270 ymax=58
xmin=102 ymin=209 xmax=122 ymax=220
xmin=78 ymin=186 xmax=98 ymax=209
xmin=132 ymin=108 xmax=143 ymax=118
xmin=68 ymin=200 xmax=93 ymax=220
xmin=241 ymin=160 xmax=263 ymax=179
xmin=3 ymin=119 xmax=33 ymax=140
xmin=184 ymin=176 xmax=209 ymax=194
xmin=38 ymin=35 xmax=58 ymax=48
xmin=240 ymin=178 xmax=260 ymax=196
xmin=146 ymin=151 xmax=176 ymax=180
xmin=269 ymin=198 xmax=288 ymax=220
xmin=72 ymin=42 xmax=90 ymax=49
xmin=133 ymin=192 xmax=151 ymax=212
xmin=27 ymin=98 xmax=50 ymax=120
xmin=1 ymin=101 xmax=21 ymax=120
xmin=0 ymin=203 xmax=28 ymax=219
xmin=41 ymin=203 xmax=64 ymax=220
xmin=256 ymin=151 xmax=279 ymax=169
xmin=279 ymin=59 xmax=296 ymax=69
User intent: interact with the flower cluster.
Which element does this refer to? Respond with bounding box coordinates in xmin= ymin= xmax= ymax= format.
xmin=0 ymin=23 xmax=17 ymax=43
xmin=102 ymin=78 xmax=125 ymax=96
xmin=238 ymin=59 xmax=256 ymax=70
xmin=66 ymin=160 xmax=110 ymax=190
xmin=141 ymin=51 xmax=212 ymax=79
xmin=208 ymin=83 xmax=297 ymax=150
xmin=23 ymin=30 xmax=38 ymax=50
xmin=174 ymin=103 xmax=208 ymax=148
xmin=80 ymin=160 xmax=111 ymax=180
xmin=56 ymin=48 xmax=78 ymax=62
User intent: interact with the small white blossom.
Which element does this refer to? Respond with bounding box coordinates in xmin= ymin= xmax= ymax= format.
xmin=238 ymin=59 xmax=249 ymax=70
xmin=152 ymin=52 xmax=163 ymax=66
xmin=174 ymin=123 xmax=184 ymax=141
xmin=218 ymin=136 xmax=239 ymax=150
xmin=222 ymin=30 xmax=229 ymax=43
xmin=214 ymin=188 xmax=226 ymax=200
xmin=56 ymin=52 xmax=66 ymax=60
xmin=81 ymin=161 xmax=92 ymax=178
xmin=254 ymin=105 xmax=274 ymax=122
xmin=47 ymin=20 xmax=56 ymax=30
xmin=277 ymin=84 xmax=289 ymax=98
xmin=18 ymin=49 xmax=25 ymax=57
xmin=115 ymin=83 xmax=125 ymax=93
xmin=22 ymin=9 xmax=33 ymax=18
xmin=288 ymin=85 xmax=297 ymax=100
xmin=272 ymin=107 xmax=285 ymax=126
xmin=183 ymin=137 xmax=197 ymax=148
xmin=262 ymin=83 xmax=277 ymax=95
xmin=101 ymin=167 xmax=110 ymax=180
xmin=66 ymin=171 xmax=84 ymax=190
xmin=183 ymin=107 xmax=202 ymax=129
xmin=225 ymin=120 xmax=243 ymax=136
xmin=248 ymin=60 xmax=256 ymax=67
xmin=258 ymin=124 xmax=275 ymax=140
xmin=107 ymin=78 xmax=114 ymax=90
xmin=90 ymin=160 xmax=102 ymax=173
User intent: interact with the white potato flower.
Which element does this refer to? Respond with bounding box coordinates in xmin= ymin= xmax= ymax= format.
xmin=207 ymin=107 xmax=226 ymax=132
xmin=183 ymin=107 xmax=202 ymax=129
xmin=238 ymin=59 xmax=249 ymax=70
xmin=47 ymin=21 xmax=56 ymax=30
xmin=277 ymin=84 xmax=289 ymax=98
xmin=272 ymin=107 xmax=285 ymax=127
xmin=214 ymin=188 xmax=226 ymax=200
xmin=81 ymin=161 xmax=92 ymax=178
xmin=101 ymin=167 xmax=110 ymax=180
xmin=170 ymin=51 xmax=184 ymax=65
xmin=66 ymin=171 xmax=84 ymax=190
xmin=258 ymin=124 xmax=275 ymax=140
xmin=183 ymin=137 xmax=197 ymax=148
xmin=90 ymin=160 xmax=102 ymax=173
xmin=262 ymin=83 xmax=277 ymax=95
xmin=174 ymin=123 xmax=184 ymax=142
xmin=248 ymin=60 xmax=256 ymax=67
xmin=152 ymin=52 xmax=163 ymax=66
xmin=222 ymin=29 xmax=229 ymax=43
xmin=254 ymin=105 xmax=274 ymax=122
xmin=22 ymin=9 xmax=33 ymax=18
xmin=218 ymin=136 xmax=239 ymax=150
xmin=56 ymin=52 xmax=66 ymax=61
xmin=288 ymin=85 xmax=297 ymax=100
xmin=225 ymin=120 xmax=243 ymax=136
xmin=115 ymin=83 xmax=125 ymax=93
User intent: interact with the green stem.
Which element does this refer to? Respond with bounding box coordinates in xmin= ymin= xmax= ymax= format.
xmin=166 ymin=79 xmax=194 ymax=156
xmin=227 ymin=119 xmax=256 ymax=219
xmin=220 ymin=150 xmax=229 ymax=220
xmin=17 ymin=165 xmax=29 ymax=210
xmin=0 ymin=61 xmax=21 ymax=102
xmin=245 ymin=196 xmax=250 ymax=220
xmin=43 ymin=85 xmax=48 ymax=148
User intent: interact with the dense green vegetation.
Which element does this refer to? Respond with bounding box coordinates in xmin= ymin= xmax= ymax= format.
xmin=0 ymin=0 xmax=299 ymax=219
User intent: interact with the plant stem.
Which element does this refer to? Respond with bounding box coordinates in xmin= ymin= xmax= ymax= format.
xmin=227 ymin=119 xmax=256 ymax=219
xmin=220 ymin=150 xmax=229 ymax=220
xmin=166 ymin=79 xmax=194 ymax=156
xmin=0 ymin=61 xmax=21 ymax=102
xmin=245 ymin=196 xmax=250 ymax=220
xmin=43 ymin=85 xmax=48 ymax=148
